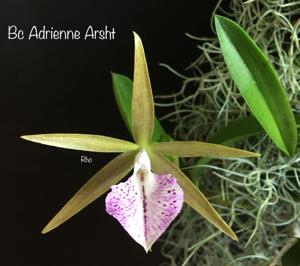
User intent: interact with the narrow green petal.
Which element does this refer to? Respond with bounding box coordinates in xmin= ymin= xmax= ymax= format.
xmin=151 ymin=141 xmax=260 ymax=158
xmin=111 ymin=72 xmax=179 ymax=165
xmin=112 ymin=72 xmax=172 ymax=143
xmin=149 ymin=151 xmax=238 ymax=241
xmin=42 ymin=150 xmax=137 ymax=234
xmin=132 ymin=32 xmax=154 ymax=146
xmin=21 ymin=134 xmax=138 ymax=153
xmin=215 ymin=15 xmax=297 ymax=156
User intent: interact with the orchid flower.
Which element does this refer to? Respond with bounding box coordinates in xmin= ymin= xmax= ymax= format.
xmin=106 ymin=149 xmax=183 ymax=252
xmin=21 ymin=32 xmax=259 ymax=251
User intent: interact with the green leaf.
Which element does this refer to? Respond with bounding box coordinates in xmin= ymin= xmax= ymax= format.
xmin=21 ymin=134 xmax=138 ymax=153
xmin=151 ymin=141 xmax=260 ymax=158
xmin=112 ymin=73 xmax=172 ymax=143
xmin=42 ymin=150 xmax=137 ymax=234
xmin=132 ymin=32 xmax=154 ymax=146
xmin=215 ymin=15 xmax=297 ymax=156
xmin=191 ymin=115 xmax=300 ymax=179
xmin=210 ymin=115 xmax=300 ymax=145
xmin=208 ymin=116 xmax=263 ymax=145
xmin=112 ymin=73 xmax=133 ymax=136
xmin=150 ymin=150 xmax=237 ymax=241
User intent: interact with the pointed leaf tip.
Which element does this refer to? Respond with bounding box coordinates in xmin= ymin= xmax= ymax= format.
xmin=132 ymin=32 xmax=154 ymax=146
xmin=41 ymin=228 xmax=49 ymax=234
xmin=215 ymin=15 xmax=297 ymax=156
xmin=21 ymin=135 xmax=33 ymax=141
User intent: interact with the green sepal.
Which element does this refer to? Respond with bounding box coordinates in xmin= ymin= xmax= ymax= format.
xmin=150 ymin=150 xmax=238 ymax=241
xmin=151 ymin=141 xmax=259 ymax=158
xmin=42 ymin=150 xmax=137 ymax=234
xmin=112 ymin=72 xmax=172 ymax=143
xmin=21 ymin=134 xmax=138 ymax=153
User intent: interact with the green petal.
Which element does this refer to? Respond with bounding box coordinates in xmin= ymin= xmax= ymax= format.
xmin=191 ymin=116 xmax=263 ymax=179
xmin=21 ymin=134 xmax=138 ymax=153
xmin=112 ymin=72 xmax=179 ymax=166
xmin=132 ymin=32 xmax=154 ymax=146
xmin=111 ymin=72 xmax=172 ymax=143
xmin=151 ymin=141 xmax=260 ymax=158
xmin=149 ymin=151 xmax=238 ymax=241
xmin=215 ymin=15 xmax=297 ymax=156
xmin=42 ymin=150 xmax=137 ymax=234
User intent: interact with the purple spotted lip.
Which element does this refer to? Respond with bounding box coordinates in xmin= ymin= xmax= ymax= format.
xmin=105 ymin=150 xmax=184 ymax=252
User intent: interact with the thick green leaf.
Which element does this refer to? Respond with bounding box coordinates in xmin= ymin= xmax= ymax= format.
xmin=215 ymin=15 xmax=297 ymax=156
xmin=42 ymin=150 xmax=137 ymax=233
xmin=191 ymin=115 xmax=300 ymax=179
xmin=132 ymin=32 xmax=154 ymax=146
xmin=208 ymin=116 xmax=263 ymax=145
xmin=112 ymin=73 xmax=133 ymax=136
xmin=210 ymin=115 xmax=300 ymax=145
xmin=21 ymin=134 xmax=138 ymax=153
xmin=112 ymin=73 xmax=172 ymax=143
xmin=151 ymin=141 xmax=259 ymax=158
xmin=149 ymin=150 xmax=238 ymax=241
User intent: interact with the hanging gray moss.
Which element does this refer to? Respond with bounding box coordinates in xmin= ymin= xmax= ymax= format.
xmin=157 ymin=0 xmax=300 ymax=265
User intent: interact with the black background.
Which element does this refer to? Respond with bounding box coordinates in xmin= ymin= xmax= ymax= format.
xmin=1 ymin=1 xmax=218 ymax=265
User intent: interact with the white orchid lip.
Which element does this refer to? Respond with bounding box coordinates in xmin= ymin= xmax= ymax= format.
xmin=134 ymin=149 xmax=151 ymax=171
xmin=105 ymin=149 xmax=184 ymax=252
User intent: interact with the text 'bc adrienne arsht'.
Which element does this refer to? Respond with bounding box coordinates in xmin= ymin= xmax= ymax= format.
xmin=8 ymin=25 xmax=116 ymax=40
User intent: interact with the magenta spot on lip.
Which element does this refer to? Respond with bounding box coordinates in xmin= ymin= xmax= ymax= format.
xmin=105 ymin=172 xmax=183 ymax=251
